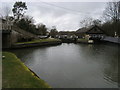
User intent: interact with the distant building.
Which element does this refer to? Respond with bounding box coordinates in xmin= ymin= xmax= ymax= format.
xmin=58 ymin=31 xmax=76 ymax=39
xmin=76 ymin=27 xmax=88 ymax=38
xmin=76 ymin=25 xmax=107 ymax=40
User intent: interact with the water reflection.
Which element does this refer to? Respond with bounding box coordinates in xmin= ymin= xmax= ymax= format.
xmin=10 ymin=43 xmax=119 ymax=88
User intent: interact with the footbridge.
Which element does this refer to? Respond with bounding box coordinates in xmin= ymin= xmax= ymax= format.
xmin=1 ymin=24 xmax=37 ymax=48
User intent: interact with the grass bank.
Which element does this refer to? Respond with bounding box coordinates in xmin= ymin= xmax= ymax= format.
xmin=16 ymin=38 xmax=61 ymax=44
xmin=12 ymin=38 xmax=62 ymax=48
xmin=77 ymin=38 xmax=94 ymax=44
xmin=2 ymin=52 xmax=51 ymax=88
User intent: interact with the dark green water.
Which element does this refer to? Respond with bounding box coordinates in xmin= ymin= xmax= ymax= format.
xmin=10 ymin=43 xmax=119 ymax=88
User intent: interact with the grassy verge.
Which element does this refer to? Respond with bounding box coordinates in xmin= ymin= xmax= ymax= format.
xmin=77 ymin=38 xmax=88 ymax=43
xmin=77 ymin=38 xmax=94 ymax=44
xmin=2 ymin=52 xmax=51 ymax=88
xmin=16 ymin=38 xmax=61 ymax=44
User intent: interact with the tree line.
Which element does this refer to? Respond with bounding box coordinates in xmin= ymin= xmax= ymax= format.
xmin=80 ymin=1 xmax=120 ymax=37
xmin=12 ymin=1 xmax=49 ymax=35
xmin=1 ymin=1 xmax=50 ymax=36
xmin=1 ymin=1 xmax=120 ymax=37
xmin=101 ymin=1 xmax=120 ymax=36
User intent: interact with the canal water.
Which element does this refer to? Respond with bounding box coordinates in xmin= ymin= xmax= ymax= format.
xmin=10 ymin=43 xmax=119 ymax=88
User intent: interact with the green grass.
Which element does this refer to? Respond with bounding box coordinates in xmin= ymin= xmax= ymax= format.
xmin=16 ymin=38 xmax=61 ymax=44
xmin=77 ymin=38 xmax=88 ymax=43
xmin=2 ymin=52 xmax=51 ymax=88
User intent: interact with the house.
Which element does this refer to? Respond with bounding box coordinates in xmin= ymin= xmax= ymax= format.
xmin=58 ymin=31 xmax=76 ymax=39
xmin=86 ymin=25 xmax=107 ymax=40
xmin=76 ymin=27 xmax=88 ymax=38
xmin=76 ymin=25 xmax=107 ymax=40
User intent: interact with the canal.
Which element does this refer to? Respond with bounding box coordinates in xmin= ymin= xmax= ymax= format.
xmin=10 ymin=43 xmax=119 ymax=88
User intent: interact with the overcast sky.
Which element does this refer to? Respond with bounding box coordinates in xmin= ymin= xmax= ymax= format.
xmin=1 ymin=0 xmax=110 ymax=31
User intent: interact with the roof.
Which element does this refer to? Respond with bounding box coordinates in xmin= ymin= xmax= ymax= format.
xmin=76 ymin=26 xmax=93 ymax=33
xmin=86 ymin=25 xmax=106 ymax=34
xmin=76 ymin=25 xmax=107 ymax=35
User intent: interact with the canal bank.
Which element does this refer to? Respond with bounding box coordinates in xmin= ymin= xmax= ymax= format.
xmin=77 ymin=38 xmax=94 ymax=44
xmin=102 ymin=36 xmax=120 ymax=44
xmin=2 ymin=52 xmax=51 ymax=88
xmin=11 ymin=38 xmax=62 ymax=49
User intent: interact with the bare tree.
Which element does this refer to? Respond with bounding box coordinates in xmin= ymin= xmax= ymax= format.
xmin=102 ymin=1 xmax=120 ymax=36
xmin=23 ymin=15 xmax=35 ymax=24
xmin=4 ymin=6 xmax=11 ymax=18
xmin=93 ymin=19 xmax=102 ymax=26
xmin=80 ymin=17 xmax=101 ymax=28
xmin=104 ymin=1 xmax=120 ymax=22
xmin=80 ymin=17 xmax=93 ymax=28
xmin=2 ymin=6 xmax=13 ymax=29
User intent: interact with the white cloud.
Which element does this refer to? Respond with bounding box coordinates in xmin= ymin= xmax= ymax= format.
xmin=1 ymin=2 xmax=107 ymax=31
xmin=26 ymin=2 xmax=106 ymax=31
xmin=1 ymin=0 xmax=110 ymax=2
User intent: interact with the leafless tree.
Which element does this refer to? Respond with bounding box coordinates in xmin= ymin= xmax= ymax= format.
xmin=23 ymin=15 xmax=35 ymax=24
xmin=4 ymin=6 xmax=11 ymax=18
xmin=104 ymin=1 xmax=120 ymax=22
xmin=80 ymin=17 xmax=101 ymax=28
xmin=80 ymin=17 xmax=93 ymax=28
xmin=2 ymin=6 xmax=13 ymax=29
